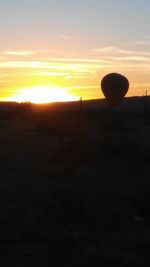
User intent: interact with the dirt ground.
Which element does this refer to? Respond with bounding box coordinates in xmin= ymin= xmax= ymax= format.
xmin=0 ymin=108 xmax=150 ymax=266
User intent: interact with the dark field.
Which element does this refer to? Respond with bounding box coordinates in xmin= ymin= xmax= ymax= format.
xmin=0 ymin=102 xmax=150 ymax=266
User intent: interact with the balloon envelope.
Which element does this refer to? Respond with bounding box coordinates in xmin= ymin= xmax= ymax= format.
xmin=101 ymin=73 xmax=129 ymax=108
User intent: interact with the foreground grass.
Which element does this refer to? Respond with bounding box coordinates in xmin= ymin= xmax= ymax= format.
xmin=0 ymin=109 xmax=150 ymax=266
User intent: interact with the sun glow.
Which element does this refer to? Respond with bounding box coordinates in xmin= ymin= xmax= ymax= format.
xmin=7 ymin=86 xmax=79 ymax=103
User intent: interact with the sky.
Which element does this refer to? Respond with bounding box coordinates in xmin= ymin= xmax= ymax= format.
xmin=0 ymin=0 xmax=150 ymax=102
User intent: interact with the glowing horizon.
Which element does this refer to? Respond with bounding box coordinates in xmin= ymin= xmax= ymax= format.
xmin=0 ymin=52 xmax=150 ymax=102
xmin=5 ymin=86 xmax=79 ymax=104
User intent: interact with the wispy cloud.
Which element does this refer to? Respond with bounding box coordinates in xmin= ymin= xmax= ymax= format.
xmin=2 ymin=50 xmax=36 ymax=56
xmin=114 ymin=56 xmax=150 ymax=62
xmin=0 ymin=46 xmax=150 ymax=92
xmin=29 ymin=71 xmax=67 ymax=77
xmin=93 ymin=46 xmax=141 ymax=56
xmin=0 ymin=60 xmax=101 ymax=73
xmin=131 ymin=40 xmax=149 ymax=45
xmin=93 ymin=46 xmax=117 ymax=53
xmin=90 ymin=45 xmax=150 ymax=77
xmin=68 ymin=85 xmax=99 ymax=89
xmin=0 ymin=61 xmax=67 ymax=69
xmin=45 ymin=57 xmax=107 ymax=64
xmin=93 ymin=46 xmax=150 ymax=56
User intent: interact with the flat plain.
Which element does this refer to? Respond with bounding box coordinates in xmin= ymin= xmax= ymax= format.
xmin=0 ymin=99 xmax=150 ymax=266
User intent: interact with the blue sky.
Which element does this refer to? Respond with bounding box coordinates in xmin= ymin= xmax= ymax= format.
xmin=0 ymin=0 xmax=150 ymax=101
xmin=0 ymin=0 xmax=149 ymax=49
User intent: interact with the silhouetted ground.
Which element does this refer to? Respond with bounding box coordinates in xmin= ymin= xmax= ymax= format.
xmin=0 ymin=103 xmax=150 ymax=266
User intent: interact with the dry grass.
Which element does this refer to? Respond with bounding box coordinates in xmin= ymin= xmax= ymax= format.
xmin=0 ymin=107 xmax=150 ymax=266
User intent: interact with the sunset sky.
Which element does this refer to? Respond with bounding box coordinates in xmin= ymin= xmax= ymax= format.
xmin=0 ymin=0 xmax=150 ymax=102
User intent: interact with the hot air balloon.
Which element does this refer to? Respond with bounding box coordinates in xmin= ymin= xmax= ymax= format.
xmin=101 ymin=73 xmax=129 ymax=108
